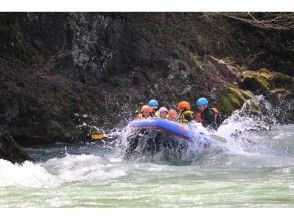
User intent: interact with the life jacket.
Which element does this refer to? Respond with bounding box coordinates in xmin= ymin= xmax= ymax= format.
xmin=154 ymin=111 xmax=160 ymax=117
xmin=136 ymin=113 xmax=143 ymax=118
xmin=178 ymin=110 xmax=194 ymax=123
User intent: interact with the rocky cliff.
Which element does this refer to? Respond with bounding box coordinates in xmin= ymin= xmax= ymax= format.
xmin=0 ymin=12 xmax=293 ymax=163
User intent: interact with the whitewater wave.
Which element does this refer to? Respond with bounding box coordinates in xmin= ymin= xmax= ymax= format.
xmin=0 ymin=154 xmax=126 ymax=188
xmin=101 ymin=95 xmax=294 ymax=166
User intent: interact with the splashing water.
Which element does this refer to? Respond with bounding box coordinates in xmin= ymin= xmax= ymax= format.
xmin=0 ymin=96 xmax=293 ymax=207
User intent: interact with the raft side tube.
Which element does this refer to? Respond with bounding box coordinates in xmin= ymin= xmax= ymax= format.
xmin=129 ymin=118 xmax=195 ymax=142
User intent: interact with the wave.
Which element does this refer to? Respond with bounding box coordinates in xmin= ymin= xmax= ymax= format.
xmin=0 ymin=154 xmax=125 ymax=188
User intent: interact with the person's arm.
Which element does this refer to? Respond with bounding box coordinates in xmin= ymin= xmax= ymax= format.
xmin=207 ymin=109 xmax=218 ymax=129
xmin=207 ymin=109 xmax=216 ymax=124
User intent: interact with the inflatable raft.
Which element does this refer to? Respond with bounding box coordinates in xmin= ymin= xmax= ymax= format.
xmin=128 ymin=117 xmax=212 ymax=147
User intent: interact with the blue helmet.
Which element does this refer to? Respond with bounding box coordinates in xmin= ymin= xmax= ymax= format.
xmin=148 ymin=99 xmax=159 ymax=107
xmin=196 ymin=97 xmax=208 ymax=106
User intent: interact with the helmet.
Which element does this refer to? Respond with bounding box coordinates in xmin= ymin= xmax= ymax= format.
xmin=177 ymin=101 xmax=191 ymax=110
xmin=159 ymin=107 xmax=168 ymax=113
xmin=148 ymin=99 xmax=159 ymax=107
xmin=141 ymin=105 xmax=153 ymax=113
xmin=168 ymin=109 xmax=177 ymax=118
xmin=196 ymin=97 xmax=208 ymax=106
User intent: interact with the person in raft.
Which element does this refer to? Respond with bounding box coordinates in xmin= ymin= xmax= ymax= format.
xmin=158 ymin=107 xmax=169 ymax=119
xmin=148 ymin=99 xmax=159 ymax=117
xmin=195 ymin=97 xmax=224 ymax=130
xmin=167 ymin=109 xmax=177 ymax=121
xmin=133 ymin=104 xmax=143 ymax=118
xmin=136 ymin=105 xmax=154 ymax=119
xmin=177 ymin=101 xmax=194 ymax=123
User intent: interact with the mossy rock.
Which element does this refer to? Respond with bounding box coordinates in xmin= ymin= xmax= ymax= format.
xmin=240 ymin=70 xmax=272 ymax=94
xmin=239 ymin=69 xmax=293 ymax=123
xmin=270 ymin=71 xmax=293 ymax=91
xmin=240 ymin=69 xmax=293 ymax=96
xmin=216 ymin=85 xmax=253 ymax=116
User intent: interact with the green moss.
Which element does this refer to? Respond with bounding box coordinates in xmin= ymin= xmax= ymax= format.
xmin=245 ymin=70 xmax=271 ymax=85
xmin=241 ymin=70 xmax=272 ymax=94
xmin=241 ymin=70 xmax=293 ymax=96
xmin=240 ymin=89 xmax=253 ymax=100
xmin=271 ymin=71 xmax=293 ymax=90
xmin=217 ymin=95 xmax=235 ymax=116
xmin=216 ymin=85 xmax=252 ymax=116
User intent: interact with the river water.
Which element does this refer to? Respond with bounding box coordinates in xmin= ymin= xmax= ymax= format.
xmin=0 ymin=98 xmax=294 ymax=208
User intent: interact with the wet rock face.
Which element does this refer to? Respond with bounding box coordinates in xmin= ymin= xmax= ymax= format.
xmin=240 ymin=70 xmax=294 ymax=98
xmin=1 ymin=13 xmax=165 ymax=83
xmin=239 ymin=70 xmax=294 ymax=123
xmin=0 ymin=12 xmax=293 ymax=153
xmin=0 ymin=99 xmax=19 ymax=133
xmin=69 ymin=13 xmax=163 ymax=84
xmin=0 ymin=13 xmax=69 ymax=66
xmin=0 ymin=134 xmax=33 ymax=164
xmin=19 ymin=13 xmax=69 ymax=56
xmin=70 ymin=14 xmax=119 ymax=81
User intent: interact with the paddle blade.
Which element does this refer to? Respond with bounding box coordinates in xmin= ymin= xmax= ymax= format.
xmin=90 ymin=133 xmax=107 ymax=140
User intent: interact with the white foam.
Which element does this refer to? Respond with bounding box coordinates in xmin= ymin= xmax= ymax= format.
xmin=0 ymin=159 xmax=56 ymax=187
xmin=211 ymin=95 xmax=280 ymax=155
xmin=0 ymin=154 xmax=127 ymax=188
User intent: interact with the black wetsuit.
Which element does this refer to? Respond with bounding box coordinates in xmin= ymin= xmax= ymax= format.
xmin=201 ymin=108 xmax=223 ymax=130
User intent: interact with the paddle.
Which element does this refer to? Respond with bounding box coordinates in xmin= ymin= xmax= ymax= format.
xmin=90 ymin=132 xmax=107 ymax=141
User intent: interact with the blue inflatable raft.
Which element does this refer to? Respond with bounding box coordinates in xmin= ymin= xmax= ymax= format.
xmin=128 ymin=117 xmax=212 ymax=147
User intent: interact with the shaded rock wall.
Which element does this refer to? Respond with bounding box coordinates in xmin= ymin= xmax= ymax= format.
xmin=0 ymin=133 xmax=33 ymax=164
xmin=0 ymin=13 xmax=293 ymax=163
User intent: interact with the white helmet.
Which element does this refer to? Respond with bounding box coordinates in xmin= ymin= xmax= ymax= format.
xmin=159 ymin=107 xmax=168 ymax=113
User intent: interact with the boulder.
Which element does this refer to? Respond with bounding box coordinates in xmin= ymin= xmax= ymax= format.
xmin=0 ymin=133 xmax=33 ymax=164
xmin=240 ymin=69 xmax=294 ymax=122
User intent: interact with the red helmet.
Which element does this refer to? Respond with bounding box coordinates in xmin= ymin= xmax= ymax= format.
xmin=168 ymin=109 xmax=177 ymax=118
xmin=177 ymin=101 xmax=191 ymax=110
xmin=141 ymin=105 xmax=153 ymax=113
